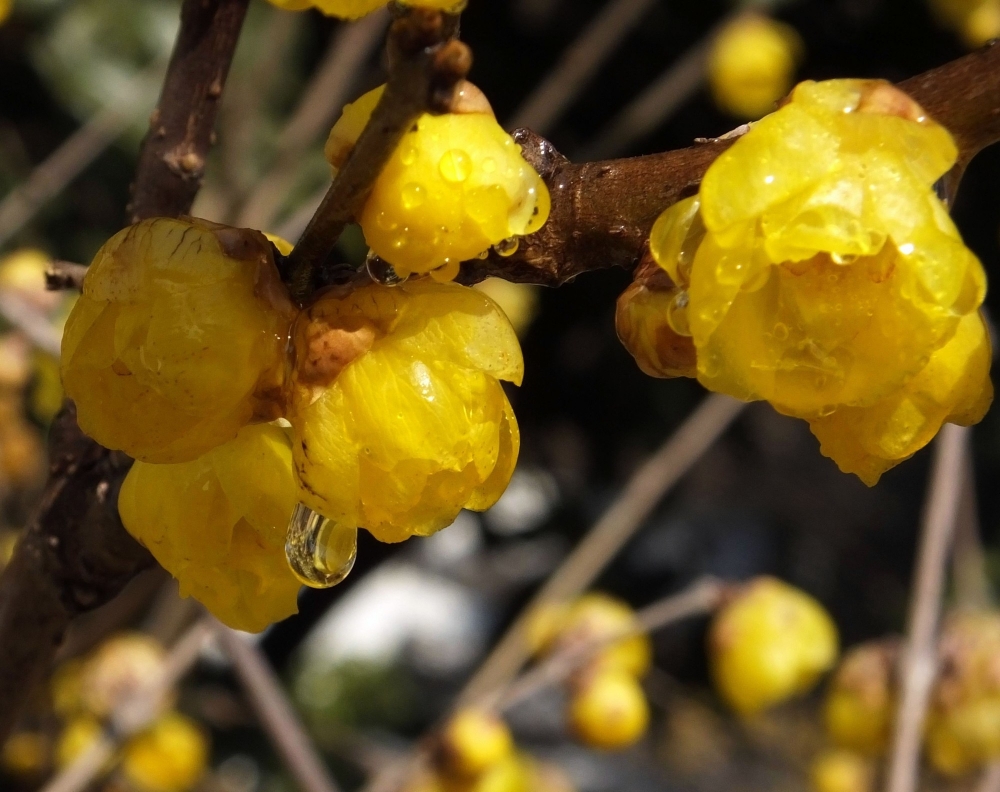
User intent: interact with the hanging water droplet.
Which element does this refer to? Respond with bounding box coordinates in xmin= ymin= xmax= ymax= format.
xmin=285 ymin=503 xmax=358 ymax=589
xmin=476 ymin=249 xmax=490 ymax=260
xmin=667 ymin=291 xmax=691 ymax=336
xmin=494 ymin=237 xmax=519 ymax=257
xmin=366 ymin=251 xmax=407 ymax=285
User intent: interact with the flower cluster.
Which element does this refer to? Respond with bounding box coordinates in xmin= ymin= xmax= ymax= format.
xmin=618 ymin=79 xmax=992 ymax=485
xmin=49 ymin=634 xmax=206 ymax=792
xmin=326 ymin=82 xmax=549 ymax=280
xmin=814 ymin=613 xmax=1000 ymax=783
xmin=528 ymin=593 xmax=652 ymax=750
xmin=709 ymin=576 xmax=838 ymax=716
xmin=61 ymin=216 xmax=526 ymax=630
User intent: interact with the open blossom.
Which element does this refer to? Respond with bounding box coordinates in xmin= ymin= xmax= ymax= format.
xmin=289 ymin=279 xmax=522 ymax=544
xmin=119 ymin=424 xmax=303 ymax=632
xmin=626 ymin=79 xmax=991 ymax=485
xmin=61 ymin=218 xmax=294 ymax=464
xmin=325 ymin=83 xmax=550 ymax=280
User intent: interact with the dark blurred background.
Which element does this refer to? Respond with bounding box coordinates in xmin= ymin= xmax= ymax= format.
xmin=1 ymin=1 xmax=999 ymax=790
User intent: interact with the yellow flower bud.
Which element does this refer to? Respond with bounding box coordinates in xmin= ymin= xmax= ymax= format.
xmin=568 ymin=669 xmax=650 ymax=750
xmin=708 ymin=15 xmax=802 ymax=119
xmin=709 ymin=576 xmax=838 ymax=716
xmin=925 ymin=612 xmax=1000 ymax=775
xmin=62 ymin=218 xmax=295 ymax=464
xmin=122 ymin=713 xmax=208 ymax=792
xmin=0 ymin=248 xmax=62 ymax=313
xmin=810 ymin=750 xmax=874 ymax=792
xmin=641 ymin=79 xmax=990 ymax=485
xmin=289 ymin=279 xmax=522 ymax=545
xmin=55 ymin=717 xmax=104 ymax=770
xmin=80 ymin=633 xmax=165 ymax=718
xmin=557 ymin=593 xmax=652 ymax=679
xmin=325 ymin=84 xmax=550 ymax=279
xmin=118 ymin=424 xmax=303 ymax=632
xmin=1 ymin=731 xmax=50 ymax=778
xmin=439 ymin=709 xmax=514 ymax=778
xmin=616 ymin=254 xmax=697 ymax=379
xmin=265 ymin=0 xmax=465 ymax=19
xmin=823 ymin=642 xmax=896 ymax=755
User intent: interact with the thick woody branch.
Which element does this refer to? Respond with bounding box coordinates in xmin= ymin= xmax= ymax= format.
xmin=128 ymin=0 xmax=250 ymax=223
xmin=286 ymin=8 xmax=468 ymax=301
xmin=0 ymin=0 xmax=248 ymax=746
xmin=464 ymin=42 xmax=1000 ymax=286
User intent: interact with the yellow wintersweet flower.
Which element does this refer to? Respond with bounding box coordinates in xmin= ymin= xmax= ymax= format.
xmin=928 ymin=0 xmax=1000 ymax=47
xmin=643 ymin=79 xmax=991 ymax=485
xmin=568 ymin=669 xmax=650 ymax=750
xmin=288 ymin=279 xmax=522 ymax=545
xmin=709 ymin=576 xmax=838 ymax=716
xmin=325 ymin=83 xmax=550 ymax=279
xmin=708 ymin=14 xmax=802 ymax=119
xmin=823 ymin=641 xmax=896 ymax=756
xmin=0 ymin=0 xmax=11 ymax=25
xmin=925 ymin=612 xmax=1000 ymax=776
xmin=121 ymin=713 xmax=208 ymax=792
xmin=266 ymin=0 xmax=464 ymax=19
xmin=439 ymin=709 xmax=514 ymax=778
xmin=119 ymin=423 xmax=303 ymax=632
xmin=615 ymin=255 xmax=697 ymax=379
xmin=810 ymin=750 xmax=874 ymax=792
xmin=62 ymin=218 xmax=295 ymax=464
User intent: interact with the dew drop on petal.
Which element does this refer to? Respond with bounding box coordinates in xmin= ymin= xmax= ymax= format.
xmin=494 ymin=237 xmax=520 ymax=257
xmin=439 ymin=149 xmax=472 ymax=183
xmin=366 ymin=251 xmax=407 ymax=285
xmin=285 ymin=503 xmax=358 ymax=589
xmin=401 ymin=183 xmax=426 ymax=210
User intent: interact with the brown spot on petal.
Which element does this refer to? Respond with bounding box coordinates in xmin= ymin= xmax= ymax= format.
xmin=298 ymin=320 xmax=376 ymax=387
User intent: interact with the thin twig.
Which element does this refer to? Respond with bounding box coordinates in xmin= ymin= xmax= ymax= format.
xmin=458 ymin=393 xmax=745 ymax=705
xmin=285 ymin=8 xmax=468 ymax=300
xmin=951 ymin=441 xmax=991 ymax=609
xmin=237 ymin=9 xmax=391 ymax=232
xmin=976 ymin=762 xmax=1000 ymax=792
xmin=0 ymin=66 xmax=163 ymax=250
xmin=128 ymin=0 xmax=251 ymax=223
xmin=885 ymin=424 xmax=970 ymax=792
xmin=212 ymin=621 xmax=342 ymax=792
xmin=493 ymin=576 xmax=726 ymax=712
xmin=0 ymin=289 xmax=62 ymax=356
xmin=509 ymin=0 xmax=658 ymax=135
xmin=38 ymin=618 xmax=213 ymax=792
xmin=45 ymin=261 xmax=88 ymax=292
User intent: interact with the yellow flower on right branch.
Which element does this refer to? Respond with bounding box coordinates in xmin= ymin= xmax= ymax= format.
xmin=623 ymin=79 xmax=992 ymax=486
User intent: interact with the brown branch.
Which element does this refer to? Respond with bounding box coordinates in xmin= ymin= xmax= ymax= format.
xmin=213 ymin=621 xmax=342 ymax=792
xmin=0 ymin=0 xmax=249 ymax=746
xmin=885 ymin=424 xmax=969 ymax=792
xmin=45 ymin=261 xmax=88 ymax=292
xmin=128 ymin=0 xmax=250 ymax=223
xmin=285 ymin=8 xmax=469 ymax=301
xmin=463 ymin=42 xmax=1000 ymax=287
